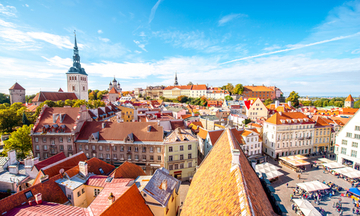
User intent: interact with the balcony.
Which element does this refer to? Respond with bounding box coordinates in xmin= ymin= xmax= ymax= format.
xmin=298 ymin=137 xmax=304 ymax=140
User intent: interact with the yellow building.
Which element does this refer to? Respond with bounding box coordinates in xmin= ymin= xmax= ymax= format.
xmin=118 ymin=105 xmax=135 ymax=122
xmin=164 ymin=128 xmax=198 ymax=181
xmin=313 ymin=116 xmax=332 ymax=153
xmin=245 ymin=98 xmax=268 ymax=120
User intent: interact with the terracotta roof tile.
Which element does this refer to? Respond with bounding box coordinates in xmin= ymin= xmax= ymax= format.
xmin=197 ymin=127 xmax=208 ymax=140
xmin=86 ymin=157 xmax=115 ymax=175
xmin=164 ymin=85 xmax=192 ymax=90
xmin=345 ymin=94 xmax=354 ymax=102
xmin=34 ymin=152 xmax=66 ymax=171
xmin=314 ymin=116 xmax=331 ymax=127
xmin=110 ymin=161 xmax=146 ymax=179
xmin=77 ymin=121 xmax=163 ymax=142
xmin=341 ymin=108 xmax=358 ymax=115
xmin=100 ymin=184 xmax=153 ymax=216
xmin=86 ymin=175 xmax=108 ymax=188
xmin=170 ymin=120 xmax=185 ymax=130
xmin=191 ymin=84 xmax=207 ymax=90
xmin=244 ymin=85 xmax=273 ymax=92
xmin=189 ymin=121 xmax=203 ymax=128
xmin=32 ymin=92 xmax=78 ymax=103
xmin=109 ymin=87 xmax=119 ymax=94
xmin=208 ymin=130 xmax=224 ymax=144
xmin=266 ymin=112 xmax=314 ymax=125
xmin=181 ymin=128 xmax=276 ymax=215
xmin=9 ymin=82 xmax=25 ymax=90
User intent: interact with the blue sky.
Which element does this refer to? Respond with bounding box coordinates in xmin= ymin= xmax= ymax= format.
xmin=0 ymin=0 xmax=360 ymax=97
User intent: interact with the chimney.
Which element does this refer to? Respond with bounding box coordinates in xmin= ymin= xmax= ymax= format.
xmin=9 ymin=165 xmax=19 ymax=174
xmin=275 ymin=100 xmax=279 ymax=109
xmin=288 ymin=101 xmax=292 ymax=107
xmin=102 ymin=122 xmax=106 ymax=128
xmin=79 ymin=161 xmax=88 ymax=177
xmin=8 ymin=150 xmax=17 ymax=165
xmin=108 ymin=192 xmax=115 ymax=205
xmin=35 ymin=193 xmax=42 ymax=204
xmin=231 ymin=149 xmax=240 ymax=165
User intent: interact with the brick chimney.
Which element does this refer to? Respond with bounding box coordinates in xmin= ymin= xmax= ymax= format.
xmin=108 ymin=192 xmax=115 ymax=205
xmin=35 ymin=193 xmax=42 ymax=204
xmin=79 ymin=161 xmax=88 ymax=177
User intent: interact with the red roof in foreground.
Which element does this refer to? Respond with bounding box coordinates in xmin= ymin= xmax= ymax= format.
xmin=100 ymin=184 xmax=153 ymax=216
xmin=9 ymin=82 xmax=25 ymax=90
xmin=34 ymin=152 xmax=66 ymax=171
xmin=110 ymin=161 xmax=146 ymax=179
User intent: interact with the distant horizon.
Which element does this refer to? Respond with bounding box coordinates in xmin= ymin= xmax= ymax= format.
xmin=1 ymin=1 xmax=360 ymax=96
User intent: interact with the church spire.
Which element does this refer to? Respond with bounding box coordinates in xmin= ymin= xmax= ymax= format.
xmin=73 ymin=30 xmax=81 ymax=69
xmin=174 ymin=72 xmax=178 ymax=86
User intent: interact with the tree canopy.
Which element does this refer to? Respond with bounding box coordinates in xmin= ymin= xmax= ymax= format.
xmin=225 ymin=83 xmax=234 ymax=94
xmin=4 ymin=124 xmax=33 ymax=160
xmin=187 ymin=82 xmax=193 ymax=86
xmin=0 ymin=93 xmax=10 ymax=104
xmin=232 ymin=84 xmax=244 ymax=95
xmin=225 ymin=95 xmax=233 ymax=101
xmin=0 ymin=102 xmax=30 ymax=133
xmin=264 ymin=98 xmax=273 ymax=106
xmin=286 ymin=91 xmax=300 ymax=107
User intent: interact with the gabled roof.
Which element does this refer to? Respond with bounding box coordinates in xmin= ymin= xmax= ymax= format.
xmin=191 ymin=84 xmax=207 ymax=90
xmin=77 ymin=121 xmax=163 ymax=142
xmin=345 ymin=94 xmax=354 ymax=102
xmin=100 ymin=184 xmax=153 ymax=216
xmin=243 ymin=85 xmax=273 ymax=92
xmin=58 ymin=88 xmax=64 ymax=92
xmin=9 ymin=82 xmax=25 ymax=90
xmin=32 ymin=91 xmax=78 ymax=103
xmin=165 ymin=128 xmax=197 ymax=143
xmin=208 ymin=130 xmax=224 ymax=145
xmin=87 ymin=157 xmax=115 ymax=175
xmin=170 ymin=120 xmax=185 ymax=130
xmin=266 ymin=112 xmax=314 ymax=125
xmin=34 ymin=152 xmax=66 ymax=171
xmin=197 ymin=127 xmax=208 ymax=140
xmin=110 ymin=161 xmax=146 ymax=179
xmin=164 ymin=85 xmax=192 ymax=90
xmin=314 ymin=116 xmax=331 ymax=127
xmin=181 ymin=128 xmax=276 ymax=215
xmin=109 ymin=87 xmax=119 ymax=94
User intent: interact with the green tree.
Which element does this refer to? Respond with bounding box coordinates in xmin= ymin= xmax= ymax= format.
xmin=301 ymin=101 xmax=312 ymax=106
xmin=88 ymin=92 xmax=95 ymax=100
xmin=225 ymin=95 xmax=233 ymax=101
xmin=264 ymin=98 xmax=273 ymax=106
xmin=43 ymin=100 xmax=55 ymax=107
xmin=232 ymin=84 xmax=244 ymax=95
xmin=139 ymin=94 xmax=143 ymax=98
xmin=0 ymin=109 xmax=18 ymax=133
xmin=242 ymin=118 xmax=252 ymax=125
xmin=354 ymin=100 xmax=360 ymax=108
xmin=25 ymin=94 xmax=36 ymax=103
xmin=146 ymin=96 xmax=150 ymax=100
xmin=225 ymin=83 xmax=234 ymax=94
xmin=323 ymin=101 xmax=329 ymax=107
xmin=313 ymin=100 xmax=323 ymax=107
xmin=73 ymin=100 xmax=86 ymax=107
xmin=334 ymin=101 xmax=344 ymax=107
xmin=187 ymin=82 xmax=193 ymax=86
xmin=55 ymin=100 xmax=65 ymax=107
xmin=177 ymin=96 xmax=189 ymax=103
xmin=4 ymin=124 xmax=33 ymax=160
xmin=286 ymin=91 xmax=300 ymax=107
xmin=22 ymin=112 xmax=30 ymax=126
xmin=64 ymin=99 xmax=74 ymax=107
xmin=0 ymin=93 xmax=10 ymax=104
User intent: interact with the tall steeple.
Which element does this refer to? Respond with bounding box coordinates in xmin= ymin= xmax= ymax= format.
xmin=73 ymin=30 xmax=81 ymax=70
xmin=174 ymin=72 xmax=178 ymax=86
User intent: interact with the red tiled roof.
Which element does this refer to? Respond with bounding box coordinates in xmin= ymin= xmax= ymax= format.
xmin=243 ymin=85 xmax=273 ymax=92
xmin=32 ymin=91 xmax=78 ymax=103
xmin=266 ymin=112 xmax=314 ymax=125
xmin=34 ymin=152 xmax=66 ymax=171
xmin=192 ymin=84 xmax=207 ymax=90
xmin=164 ymin=85 xmax=192 ymax=90
xmin=341 ymin=108 xmax=358 ymax=115
xmin=170 ymin=120 xmax=185 ymax=130
xmin=87 ymin=157 xmax=115 ymax=175
xmin=181 ymin=128 xmax=276 ymax=215
xmin=100 ymin=184 xmax=153 ymax=216
xmin=58 ymin=88 xmax=63 ymax=92
xmin=34 ymin=107 xmax=81 ymax=133
xmin=5 ymin=201 xmax=88 ymax=216
xmin=0 ymin=174 xmax=68 ymax=215
xmin=9 ymin=82 xmax=25 ymax=90
xmin=109 ymin=87 xmax=119 ymax=94
xmin=208 ymin=130 xmax=224 ymax=145
xmin=77 ymin=121 xmax=163 ymax=142
xmin=345 ymin=94 xmax=354 ymax=102
xmin=33 ymin=152 xmax=87 ymax=185
xmin=110 ymin=161 xmax=146 ymax=179
xmin=86 ymin=175 xmax=108 ymax=188
xmin=26 ymin=104 xmax=39 ymax=112
xmin=314 ymin=116 xmax=331 ymax=127
xmin=230 ymin=128 xmax=244 ymax=145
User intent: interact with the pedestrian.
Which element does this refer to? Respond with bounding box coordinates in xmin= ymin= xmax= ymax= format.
xmin=330 ymin=193 xmax=332 ymax=198
xmin=290 ymin=194 xmax=293 ymax=201
xmin=286 ymin=183 xmax=289 ymax=188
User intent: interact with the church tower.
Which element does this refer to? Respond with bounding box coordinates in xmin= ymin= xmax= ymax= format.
xmin=66 ymin=31 xmax=88 ymax=101
xmin=345 ymin=94 xmax=354 ymax=108
xmin=174 ymin=72 xmax=178 ymax=86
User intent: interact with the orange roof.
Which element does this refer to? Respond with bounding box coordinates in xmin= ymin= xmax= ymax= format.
xmin=244 ymin=85 xmax=273 ymax=92
xmin=198 ymin=127 xmax=208 ymax=139
xmin=110 ymin=161 xmax=146 ymax=179
xmin=314 ymin=116 xmax=331 ymax=127
xmin=9 ymin=82 xmax=25 ymax=90
xmin=100 ymin=184 xmax=153 ymax=216
xmin=341 ymin=108 xmax=358 ymax=115
xmin=241 ymin=130 xmax=253 ymax=137
xmin=109 ymin=87 xmax=119 ymax=94
xmin=190 ymin=121 xmax=203 ymax=128
xmin=181 ymin=129 xmax=276 ymax=215
xmin=192 ymin=84 xmax=207 ymax=90
xmin=266 ymin=112 xmax=314 ymax=125
xmin=208 ymin=130 xmax=224 ymax=144
xmin=27 ymin=104 xmax=39 ymax=112
xmin=164 ymin=85 xmax=192 ymax=90
xmin=248 ymin=123 xmax=262 ymax=128
xmin=32 ymin=91 xmax=78 ymax=103
xmin=345 ymin=94 xmax=354 ymax=102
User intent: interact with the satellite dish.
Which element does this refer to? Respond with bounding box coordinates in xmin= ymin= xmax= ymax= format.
xmin=59 ymin=168 xmax=65 ymax=174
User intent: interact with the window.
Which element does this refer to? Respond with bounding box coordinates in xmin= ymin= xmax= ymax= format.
xmin=346 ymin=132 xmax=352 ymax=138
xmin=143 ymin=155 xmax=146 ymax=160
xmin=342 ymin=140 xmax=348 ymax=145
xmin=180 ymin=163 xmax=184 ymax=169
xmin=135 ymin=147 xmax=138 ymax=152
xmin=142 ymin=147 xmax=146 ymax=153
xmin=85 ymin=145 xmax=89 ymax=150
xmin=99 ymin=153 xmax=103 ymax=158
xmin=157 ymin=147 xmax=161 ymax=153
xmin=158 ymin=156 xmax=161 ymax=161
xmin=35 ymin=137 xmax=39 ymax=143
xmin=120 ymin=146 xmax=124 ymax=152
xmin=351 ymin=150 xmax=357 ymax=158
xmin=59 ymin=145 xmax=64 ymax=151
xmin=135 ymin=155 xmax=139 ymax=160
xmin=99 ymin=145 xmax=103 ymax=151
xmin=150 ymin=147 xmax=154 ymax=152
xmin=86 ymin=153 xmax=90 ymax=158
xmin=150 ymin=156 xmax=154 ymax=161
xmin=106 ymin=146 xmax=110 ymax=151
xmin=79 ymin=145 xmax=82 ymax=150
xmin=36 ymin=145 xmax=39 ymax=150
xmin=341 ymin=147 xmax=347 ymax=155
xmin=113 ymin=146 xmax=117 ymax=151
xmin=77 ymin=191 xmax=81 ymax=197
xmin=68 ymin=194 xmax=72 ymax=200
xmin=94 ymin=189 xmax=100 ymax=197
xmin=24 ymin=191 xmax=33 ymax=199
xmin=127 ymin=154 xmax=131 ymax=160
xmin=188 ymin=162 xmax=192 ymax=168
xmin=180 ymin=145 xmax=184 ymax=151
xmin=127 ymin=146 xmax=131 ymax=152
xmin=175 ymin=164 xmax=178 ymax=169
xmin=113 ymin=154 xmax=117 ymax=159
xmin=188 ymin=154 xmax=192 ymax=159
xmin=43 ymin=145 xmax=47 ymax=151
xmin=92 ymin=145 xmax=96 ymax=150
xmin=355 ymin=126 xmax=360 ymax=131
xmin=355 ymin=134 xmax=360 ymax=140
xmin=169 ymin=156 xmax=173 ymax=161
xmin=180 ymin=154 xmax=184 ymax=160
xmin=67 ymin=137 xmax=71 ymax=143
xmin=169 ymin=146 xmax=173 ymax=152
xmin=68 ymin=145 xmax=72 ymax=151
xmin=352 ymin=142 xmax=359 ymax=148
xmin=169 ymin=165 xmax=173 ymax=170
xmin=188 ymin=144 xmax=192 ymax=150
xmin=43 ymin=137 xmax=46 ymax=143
xmin=59 ymin=137 xmax=63 ymax=143
xmin=44 ymin=153 xmax=48 ymax=159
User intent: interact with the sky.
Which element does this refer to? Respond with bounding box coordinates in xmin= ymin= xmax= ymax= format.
xmin=0 ymin=0 xmax=360 ymax=97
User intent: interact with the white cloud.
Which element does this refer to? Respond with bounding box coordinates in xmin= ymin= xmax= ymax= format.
xmin=218 ymin=13 xmax=247 ymax=26
xmin=25 ymin=4 xmax=29 ymax=8
xmin=139 ymin=31 xmax=146 ymax=37
xmin=134 ymin=50 xmax=142 ymax=54
xmin=98 ymin=37 xmax=110 ymax=42
xmin=27 ymin=32 xmax=76 ymax=49
xmin=351 ymin=48 xmax=360 ymax=54
xmin=133 ymin=40 xmax=140 ymax=45
xmin=133 ymin=40 xmax=147 ymax=52
xmin=97 ymin=29 xmax=103 ymax=34
xmin=0 ymin=4 xmax=17 ymax=17
xmin=149 ymin=0 xmax=163 ymax=24
xmin=0 ymin=19 xmax=14 ymax=27
xmin=263 ymin=45 xmax=281 ymax=51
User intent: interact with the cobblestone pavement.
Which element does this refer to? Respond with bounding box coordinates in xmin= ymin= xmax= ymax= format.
xmin=269 ymin=156 xmax=355 ymax=216
xmin=179 ymin=181 xmax=190 ymax=213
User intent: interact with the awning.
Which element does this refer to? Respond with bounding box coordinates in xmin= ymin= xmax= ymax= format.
xmin=323 ymin=162 xmax=344 ymax=169
xmin=150 ymin=164 xmax=161 ymax=167
xmin=333 ymin=167 xmax=360 ymax=179
xmin=349 ymin=187 xmax=360 ymax=197
xmin=174 ymin=171 xmax=182 ymax=174
xmin=297 ymin=181 xmax=330 ymax=192
xmin=293 ymin=199 xmax=321 ymax=216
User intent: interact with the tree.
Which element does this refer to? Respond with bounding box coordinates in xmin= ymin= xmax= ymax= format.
xmin=354 ymin=100 xmax=360 ymax=108
xmin=73 ymin=100 xmax=86 ymax=107
xmin=64 ymin=99 xmax=74 ymax=107
xmin=225 ymin=95 xmax=233 ymax=101
xmin=187 ymin=82 xmax=193 ymax=86
xmin=177 ymin=96 xmax=189 ymax=103
xmin=55 ymin=100 xmax=65 ymax=107
xmin=43 ymin=100 xmax=55 ymax=107
xmin=242 ymin=118 xmax=251 ymax=125
xmin=25 ymin=94 xmax=36 ymax=103
xmin=301 ymin=101 xmax=312 ymax=106
xmin=22 ymin=112 xmax=30 ymax=126
xmin=0 ymin=93 xmax=10 ymax=104
xmin=0 ymin=109 xmax=18 ymax=133
xmin=264 ymin=98 xmax=273 ymax=106
xmin=225 ymin=83 xmax=234 ymax=94
xmin=4 ymin=124 xmax=33 ymax=160
xmin=146 ymin=96 xmax=150 ymax=100
xmin=88 ymin=92 xmax=95 ymax=100
xmin=286 ymin=91 xmax=300 ymax=107
xmin=232 ymin=84 xmax=244 ymax=95
xmin=139 ymin=94 xmax=143 ymax=98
